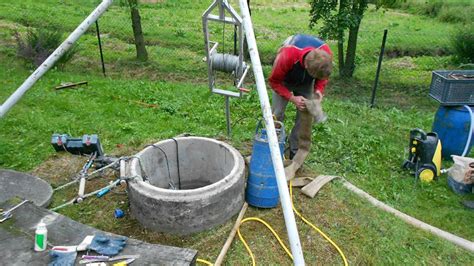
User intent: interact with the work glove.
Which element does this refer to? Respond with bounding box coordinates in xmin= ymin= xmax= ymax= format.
xmin=88 ymin=234 xmax=127 ymax=256
xmin=48 ymin=250 xmax=77 ymax=266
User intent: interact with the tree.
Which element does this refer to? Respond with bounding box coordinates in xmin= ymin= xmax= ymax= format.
xmin=128 ymin=0 xmax=148 ymax=61
xmin=309 ymin=0 xmax=369 ymax=78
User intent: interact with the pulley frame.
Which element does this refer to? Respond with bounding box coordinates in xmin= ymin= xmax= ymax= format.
xmin=202 ymin=0 xmax=249 ymax=98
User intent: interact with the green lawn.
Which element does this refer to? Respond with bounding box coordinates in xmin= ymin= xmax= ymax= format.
xmin=1 ymin=0 xmax=473 ymax=264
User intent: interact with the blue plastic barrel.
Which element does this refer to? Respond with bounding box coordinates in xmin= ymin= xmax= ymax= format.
xmin=432 ymin=106 xmax=474 ymax=159
xmin=246 ymin=121 xmax=286 ymax=208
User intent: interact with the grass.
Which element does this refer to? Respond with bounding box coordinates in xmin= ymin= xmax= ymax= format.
xmin=1 ymin=0 xmax=474 ymax=264
xmin=389 ymin=0 xmax=474 ymax=25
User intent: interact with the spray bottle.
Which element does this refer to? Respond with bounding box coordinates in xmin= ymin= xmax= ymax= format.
xmin=34 ymin=219 xmax=47 ymax=251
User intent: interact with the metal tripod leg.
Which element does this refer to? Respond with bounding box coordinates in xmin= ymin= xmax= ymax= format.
xmin=225 ymin=96 xmax=231 ymax=136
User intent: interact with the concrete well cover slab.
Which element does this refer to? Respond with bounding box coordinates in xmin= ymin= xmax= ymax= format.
xmin=0 ymin=169 xmax=53 ymax=207
xmin=0 ymin=201 xmax=197 ymax=265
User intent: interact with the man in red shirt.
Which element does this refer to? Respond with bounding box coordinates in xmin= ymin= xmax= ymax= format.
xmin=269 ymin=34 xmax=333 ymax=159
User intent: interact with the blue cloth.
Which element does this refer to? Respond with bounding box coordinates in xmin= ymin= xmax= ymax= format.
xmin=88 ymin=234 xmax=127 ymax=256
xmin=287 ymin=34 xmax=325 ymax=49
xmin=48 ymin=250 xmax=77 ymax=266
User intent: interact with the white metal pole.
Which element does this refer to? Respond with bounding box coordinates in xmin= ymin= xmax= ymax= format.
xmin=0 ymin=0 xmax=114 ymax=118
xmin=238 ymin=0 xmax=305 ymax=265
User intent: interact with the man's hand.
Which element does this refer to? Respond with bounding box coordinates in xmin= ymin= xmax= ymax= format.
xmin=290 ymin=95 xmax=307 ymax=111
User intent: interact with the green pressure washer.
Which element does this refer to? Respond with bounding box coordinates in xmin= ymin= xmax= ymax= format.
xmin=402 ymin=128 xmax=442 ymax=182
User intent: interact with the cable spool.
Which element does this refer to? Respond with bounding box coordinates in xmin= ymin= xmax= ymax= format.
xmin=211 ymin=53 xmax=245 ymax=73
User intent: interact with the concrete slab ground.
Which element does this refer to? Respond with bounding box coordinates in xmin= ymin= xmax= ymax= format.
xmin=0 ymin=200 xmax=198 ymax=265
xmin=0 ymin=169 xmax=53 ymax=207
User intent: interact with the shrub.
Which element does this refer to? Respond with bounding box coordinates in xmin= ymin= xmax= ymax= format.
xmin=14 ymin=28 xmax=77 ymax=68
xmin=420 ymin=1 xmax=443 ymax=17
xmin=388 ymin=1 xmax=473 ymax=24
xmin=438 ymin=5 xmax=471 ymax=23
xmin=452 ymin=26 xmax=474 ymax=64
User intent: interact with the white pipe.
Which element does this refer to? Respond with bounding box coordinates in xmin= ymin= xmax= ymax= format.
xmin=0 ymin=0 xmax=114 ymax=118
xmin=78 ymin=177 xmax=86 ymax=198
xmin=342 ymin=180 xmax=474 ymax=253
xmin=238 ymin=1 xmax=305 ymax=265
xmin=462 ymin=105 xmax=473 ymax=157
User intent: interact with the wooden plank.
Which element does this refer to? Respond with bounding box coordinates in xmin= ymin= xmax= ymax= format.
xmin=301 ymin=175 xmax=339 ymax=198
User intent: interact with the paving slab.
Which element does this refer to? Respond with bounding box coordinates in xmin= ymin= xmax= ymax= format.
xmin=0 ymin=169 xmax=53 ymax=207
xmin=0 ymin=200 xmax=198 ymax=265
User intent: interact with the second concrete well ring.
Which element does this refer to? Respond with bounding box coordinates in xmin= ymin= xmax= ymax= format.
xmin=125 ymin=136 xmax=245 ymax=235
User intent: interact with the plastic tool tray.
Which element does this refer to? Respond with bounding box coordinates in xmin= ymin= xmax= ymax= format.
xmin=429 ymin=70 xmax=474 ymax=106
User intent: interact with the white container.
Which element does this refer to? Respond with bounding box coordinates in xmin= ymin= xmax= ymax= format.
xmin=34 ymin=220 xmax=47 ymax=251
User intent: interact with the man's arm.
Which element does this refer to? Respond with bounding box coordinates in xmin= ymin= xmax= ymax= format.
xmin=315 ymin=79 xmax=328 ymax=94
xmin=269 ymin=47 xmax=295 ymax=101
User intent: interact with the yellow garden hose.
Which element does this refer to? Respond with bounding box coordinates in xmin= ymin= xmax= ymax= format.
xmin=237 ymin=181 xmax=349 ymax=266
xmin=290 ymin=181 xmax=349 ymax=266
xmin=238 ymin=217 xmax=294 ymax=266
xmin=197 ymin=258 xmax=213 ymax=265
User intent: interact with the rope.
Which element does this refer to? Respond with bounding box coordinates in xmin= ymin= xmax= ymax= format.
xmin=148 ymin=143 xmax=176 ymax=189
xmin=171 ymin=138 xmax=181 ymax=189
xmin=211 ymin=53 xmax=241 ymax=73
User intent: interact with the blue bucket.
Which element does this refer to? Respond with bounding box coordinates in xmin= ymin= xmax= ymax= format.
xmin=432 ymin=106 xmax=474 ymax=159
xmin=246 ymin=121 xmax=286 ymax=208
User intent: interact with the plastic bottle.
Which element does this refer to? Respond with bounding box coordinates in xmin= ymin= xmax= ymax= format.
xmin=34 ymin=219 xmax=47 ymax=251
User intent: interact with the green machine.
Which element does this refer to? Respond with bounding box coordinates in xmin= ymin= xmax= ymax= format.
xmin=402 ymin=128 xmax=442 ymax=182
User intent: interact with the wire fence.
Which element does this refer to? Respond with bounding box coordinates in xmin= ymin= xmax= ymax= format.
xmin=0 ymin=0 xmax=460 ymax=109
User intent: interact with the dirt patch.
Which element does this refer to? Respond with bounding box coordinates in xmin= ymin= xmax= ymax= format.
xmin=296 ymin=164 xmax=319 ymax=178
xmin=0 ymin=19 xmax=22 ymax=30
xmin=139 ymin=0 xmax=164 ymax=3
xmin=257 ymin=27 xmax=279 ymax=41
xmin=29 ymin=142 xmax=138 ymax=188
xmin=385 ymin=47 xmax=450 ymax=58
xmin=388 ymin=56 xmax=417 ymax=70
xmin=387 ymin=10 xmax=413 ymax=17
xmin=253 ymin=1 xmax=308 ymax=10
xmin=30 ymin=153 xmax=86 ymax=187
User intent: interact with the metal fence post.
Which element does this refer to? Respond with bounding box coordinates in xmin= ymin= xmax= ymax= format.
xmin=96 ymin=20 xmax=106 ymax=77
xmin=370 ymin=29 xmax=388 ymax=108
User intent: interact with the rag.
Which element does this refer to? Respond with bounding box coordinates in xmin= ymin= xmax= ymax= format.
xmin=48 ymin=250 xmax=77 ymax=266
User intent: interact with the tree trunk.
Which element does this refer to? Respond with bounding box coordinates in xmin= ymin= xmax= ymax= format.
xmin=337 ymin=0 xmax=347 ymax=77
xmin=341 ymin=23 xmax=360 ymax=78
xmin=128 ymin=0 xmax=148 ymax=61
xmin=337 ymin=33 xmax=345 ymax=77
xmin=340 ymin=0 xmax=367 ymax=78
